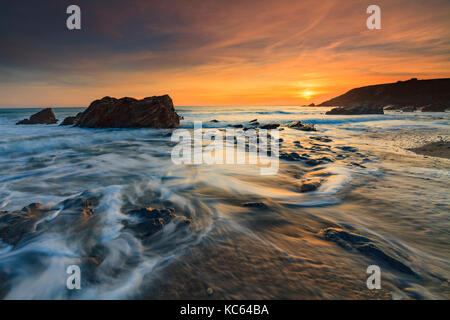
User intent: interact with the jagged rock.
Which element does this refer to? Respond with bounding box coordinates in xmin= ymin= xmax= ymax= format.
xmin=60 ymin=112 xmax=82 ymax=126
xmin=326 ymin=105 xmax=384 ymax=115
xmin=75 ymin=95 xmax=181 ymax=128
xmin=421 ymin=105 xmax=449 ymax=112
xmin=384 ymin=105 xmax=417 ymax=112
xmin=287 ymin=121 xmax=316 ymax=131
xmin=308 ymin=103 xmax=315 ymax=106
xmin=124 ymin=207 xmax=191 ymax=238
xmin=16 ymin=108 xmax=57 ymax=125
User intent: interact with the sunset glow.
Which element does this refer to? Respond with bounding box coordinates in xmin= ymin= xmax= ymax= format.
xmin=0 ymin=0 xmax=449 ymax=107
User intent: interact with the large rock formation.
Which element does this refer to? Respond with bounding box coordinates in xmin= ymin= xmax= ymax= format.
xmin=320 ymin=78 xmax=450 ymax=111
xmin=75 ymin=95 xmax=181 ymax=128
xmin=326 ymin=105 xmax=384 ymax=115
xmin=16 ymin=108 xmax=58 ymax=125
xmin=60 ymin=112 xmax=82 ymax=126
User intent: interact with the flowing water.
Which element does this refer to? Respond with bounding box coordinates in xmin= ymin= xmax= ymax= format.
xmin=0 ymin=106 xmax=449 ymax=299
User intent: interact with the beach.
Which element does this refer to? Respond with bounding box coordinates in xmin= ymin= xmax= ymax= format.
xmin=0 ymin=106 xmax=449 ymax=299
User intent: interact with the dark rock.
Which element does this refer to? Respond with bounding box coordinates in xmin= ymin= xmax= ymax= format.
xmin=320 ymin=78 xmax=450 ymax=109
xmin=60 ymin=112 xmax=82 ymax=126
xmin=319 ymin=228 xmax=416 ymax=276
xmin=300 ymin=180 xmax=321 ymax=193
xmin=125 ymin=207 xmax=191 ymax=238
xmin=260 ymin=123 xmax=280 ymax=129
xmin=243 ymin=202 xmax=268 ymax=209
xmin=421 ymin=105 xmax=449 ymax=112
xmin=249 ymin=119 xmax=258 ymax=123
xmin=287 ymin=121 xmax=317 ymax=131
xmin=308 ymin=103 xmax=315 ymax=106
xmin=210 ymin=119 xmax=219 ymax=123
xmin=280 ymin=152 xmax=308 ymax=162
xmin=384 ymin=105 xmax=417 ymax=112
xmin=326 ymin=105 xmax=384 ymax=115
xmin=75 ymin=95 xmax=181 ymax=128
xmin=16 ymin=108 xmax=57 ymax=125
xmin=231 ymin=124 xmax=244 ymax=128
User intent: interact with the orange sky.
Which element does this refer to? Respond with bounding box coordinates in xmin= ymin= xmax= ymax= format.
xmin=0 ymin=0 xmax=449 ymax=107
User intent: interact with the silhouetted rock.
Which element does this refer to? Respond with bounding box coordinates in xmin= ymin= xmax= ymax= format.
xmin=260 ymin=123 xmax=280 ymax=129
xmin=16 ymin=108 xmax=57 ymax=125
xmin=249 ymin=119 xmax=258 ymax=123
xmin=287 ymin=121 xmax=316 ymax=131
xmin=210 ymin=119 xmax=219 ymax=123
xmin=60 ymin=112 xmax=82 ymax=126
xmin=421 ymin=105 xmax=449 ymax=112
xmin=320 ymin=78 xmax=450 ymax=109
xmin=308 ymin=103 xmax=315 ymax=106
xmin=326 ymin=105 xmax=384 ymax=115
xmin=384 ymin=105 xmax=418 ymax=112
xmin=75 ymin=95 xmax=181 ymax=128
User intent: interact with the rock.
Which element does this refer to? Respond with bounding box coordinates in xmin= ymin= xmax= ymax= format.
xmin=0 ymin=203 xmax=48 ymax=246
xmin=210 ymin=119 xmax=219 ymax=123
xmin=319 ymin=228 xmax=416 ymax=276
xmin=280 ymin=152 xmax=308 ymax=162
xmin=16 ymin=108 xmax=57 ymax=125
xmin=320 ymin=78 xmax=450 ymax=109
xmin=308 ymin=103 xmax=315 ymax=107
xmin=249 ymin=119 xmax=258 ymax=123
xmin=60 ymin=112 xmax=82 ymax=126
xmin=124 ymin=207 xmax=191 ymax=238
xmin=75 ymin=95 xmax=181 ymax=128
xmin=243 ymin=202 xmax=268 ymax=209
xmin=206 ymin=287 xmax=214 ymax=296
xmin=421 ymin=105 xmax=449 ymax=112
xmin=326 ymin=105 xmax=384 ymax=115
xmin=287 ymin=121 xmax=316 ymax=131
xmin=300 ymin=180 xmax=321 ymax=193
xmin=260 ymin=123 xmax=280 ymax=129
xmin=230 ymin=124 xmax=244 ymax=128
xmin=384 ymin=105 xmax=417 ymax=112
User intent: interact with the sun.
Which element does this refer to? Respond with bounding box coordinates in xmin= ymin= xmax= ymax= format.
xmin=302 ymin=90 xmax=314 ymax=99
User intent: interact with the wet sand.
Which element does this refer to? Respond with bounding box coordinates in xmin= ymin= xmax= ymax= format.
xmin=409 ymin=141 xmax=450 ymax=159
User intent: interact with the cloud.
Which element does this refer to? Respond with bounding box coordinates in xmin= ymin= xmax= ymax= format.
xmin=0 ymin=0 xmax=449 ymax=106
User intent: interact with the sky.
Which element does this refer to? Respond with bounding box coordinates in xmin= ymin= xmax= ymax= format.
xmin=0 ymin=0 xmax=449 ymax=107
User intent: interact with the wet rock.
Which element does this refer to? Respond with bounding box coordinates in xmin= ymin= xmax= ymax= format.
xmin=260 ymin=123 xmax=280 ymax=129
xmin=243 ymin=202 xmax=268 ymax=209
xmin=249 ymin=119 xmax=258 ymax=124
xmin=231 ymin=124 xmax=244 ymax=128
xmin=384 ymin=105 xmax=418 ymax=112
xmin=300 ymin=180 xmax=321 ymax=193
xmin=16 ymin=108 xmax=58 ymax=125
xmin=280 ymin=152 xmax=308 ymax=162
xmin=60 ymin=112 xmax=82 ymax=126
xmin=326 ymin=105 xmax=384 ymax=115
xmin=288 ymin=121 xmax=317 ymax=131
xmin=125 ymin=207 xmax=191 ymax=238
xmin=76 ymin=95 xmax=181 ymax=128
xmin=0 ymin=203 xmax=48 ymax=246
xmin=319 ymin=228 xmax=417 ymax=276
xmin=210 ymin=119 xmax=219 ymax=123
xmin=305 ymin=159 xmax=324 ymax=166
xmin=421 ymin=105 xmax=449 ymax=112
xmin=310 ymin=136 xmax=332 ymax=143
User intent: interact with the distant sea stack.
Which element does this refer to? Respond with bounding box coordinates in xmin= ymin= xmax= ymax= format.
xmin=320 ymin=78 xmax=450 ymax=113
xmin=16 ymin=108 xmax=57 ymax=125
xmin=75 ymin=95 xmax=181 ymax=128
